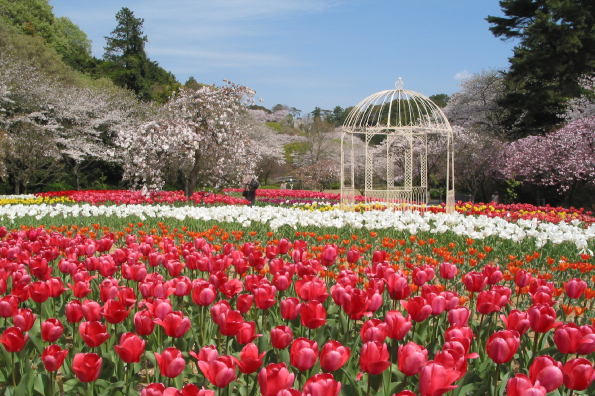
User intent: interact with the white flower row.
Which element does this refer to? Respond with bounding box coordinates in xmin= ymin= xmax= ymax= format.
xmin=1 ymin=203 xmax=594 ymax=252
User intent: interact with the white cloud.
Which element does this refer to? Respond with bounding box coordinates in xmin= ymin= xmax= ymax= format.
xmin=453 ymin=69 xmax=471 ymax=80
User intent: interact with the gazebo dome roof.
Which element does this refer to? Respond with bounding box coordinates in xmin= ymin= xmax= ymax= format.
xmin=343 ymin=78 xmax=451 ymax=134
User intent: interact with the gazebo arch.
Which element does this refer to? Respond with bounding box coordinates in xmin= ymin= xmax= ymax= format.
xmin=340 ymin=79 xmax=455 ymax=212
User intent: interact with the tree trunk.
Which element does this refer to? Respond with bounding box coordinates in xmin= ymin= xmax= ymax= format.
xmin=74 ymin=162 xmax=81 ymax=191
xmin=187 ymin=149 xmax=201 ymax=196
xmin=184 ymin=177 xmax=189 ymax=197
xmin=13 ymin=175 xmax=19 ymax=195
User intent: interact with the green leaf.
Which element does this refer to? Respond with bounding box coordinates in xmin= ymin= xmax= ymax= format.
xmin=340 ymin=367 xmax=363 ymax=396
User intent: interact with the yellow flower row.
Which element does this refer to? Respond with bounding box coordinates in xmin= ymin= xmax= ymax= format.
xmin=0 ymin=196 xmax=75 ymax=205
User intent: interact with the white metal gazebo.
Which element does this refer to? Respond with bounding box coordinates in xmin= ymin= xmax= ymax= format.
xmin=340 ymin=79 xmax=455 ymax=212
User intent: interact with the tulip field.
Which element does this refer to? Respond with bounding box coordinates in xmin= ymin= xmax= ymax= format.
xmin=1 ymin=191 xmax=595 ymax=396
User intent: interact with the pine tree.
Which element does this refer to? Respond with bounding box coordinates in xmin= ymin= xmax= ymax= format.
xmin=103 ymin=7 xmax=151 ymax=100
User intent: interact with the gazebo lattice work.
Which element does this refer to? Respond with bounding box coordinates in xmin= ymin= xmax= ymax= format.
xmin=340 ymin=78 xmax=455 ymax=212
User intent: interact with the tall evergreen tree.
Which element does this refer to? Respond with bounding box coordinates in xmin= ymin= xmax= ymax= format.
xmin=103 ymin=7 xmax=151 ymax=100
xmin=487 ymin=0 xmax=595 ymax=137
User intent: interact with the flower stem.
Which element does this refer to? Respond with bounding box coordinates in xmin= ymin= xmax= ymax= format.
xmin=12 ymin=352 xmax=15 ymax=390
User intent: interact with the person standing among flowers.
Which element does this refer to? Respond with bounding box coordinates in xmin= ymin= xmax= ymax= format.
xmin=242 ymin=176 xmax=259 ymax=206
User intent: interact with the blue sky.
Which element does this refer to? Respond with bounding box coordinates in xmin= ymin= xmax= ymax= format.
xmin=50 ymin=0 xmax=515 ymax=115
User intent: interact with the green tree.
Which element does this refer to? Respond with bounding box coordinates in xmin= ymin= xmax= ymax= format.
xmin=487 ymin=0 xmax=595 ymax=136
xmin=429 ymin=94 xmax=449 ymax=108
xmin=103 ymin=7 xmax=152 ymax=100
xmin=0 ymin=0 xmax=93 ymax=71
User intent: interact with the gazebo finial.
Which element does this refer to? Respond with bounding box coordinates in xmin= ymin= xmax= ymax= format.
xmin=395 ymin=78 xmax=404 ymax=90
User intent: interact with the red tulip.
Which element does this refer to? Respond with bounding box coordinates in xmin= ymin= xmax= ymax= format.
xmin=360 ymin=341 xmax=391 ymax=375
xmin=233 ymin=343 xmax=265 ymax=374
xmin=302 ymin=373 xmax=341 ymax=396
xmin=476 ymin=289 xmax=508 ymax=315
xmin=290 ymin=337 xmax=319 ymax=371
xmin=41 ymin=344 xmax=68 ymax=372
xmin=0 ymin=327 xmax=29 ymax=352
xmin=463 ymin=271 xmax=488 ymax=293
xmin=182 ymin=384 xmax=214 ymax=396
xmin=219 ymin=279 xmax=243 ymax=299
xmin=387 ymin=272 xmax=412 ymax=300
xmin=295 ymin=276 xmax=329 ymax=303
xmin=320 ymin=340 xmax=350 ymax=372
xmin=439 ymin=262 xmax=457 ymax=280
xmin=528 ymin=304 xmax=562 ymax=333
xmin=46 ymin=277 xmax=67 ymax=298
xmin=13 ymin=308 xmax=37 ymax=332
xmin=155 ymin=311 xmax=191 ymax=338
xmin=271 ymin=325 xmax=293 ymax=350
xmin=217 ymin=310 xmax=245 ymax=337
xmin=72 ymin=353 xmax=102 ymax=383
xmin=134 ymin=310 xmax=156 ymax=336
xmin=398 ymin=341 xmax=428 ymax=376
xmin=486 ymin=330 xmax=520 ymax=364
xmin=140 ymin=383 xmax=169 ymax=396
xmin=192 ymin=280 xmax=217 ymax=306
xmin=101 ymin=299 xmax=132 ymax=324
xmin=514 ymin=270 xmax=534 ymax=288
xmin=68 ymin=281 xmax=92 ymax=299
xmin=278 ymin=238 xmax=291 ymax=255
xmin=435 ymin=341 xmax=477 ymax=380
xmin=257 ymin=363 xmax=295 ymax=396
xmin=254 ymin=282 xmax=277 ymax=310
xmin=0 ymin=295 xmax=19 ymax=318
xmin=99 ymin=279 xmax=119 ymax=302
xmin=117 ymin=287 xmax=137 ymax=308
xmin=210 ymin=300 xmax=231 ymax=325
xmin=155 ymin=347 xmax=186 ymax=378
xmin=419 ymin=361 xmax=459 ymax=396
xmin=189 ymin=345 xmax=219 ymax=364
xmin=280 ymin=297 xmax=301 ymax=320
xmin=65 ymin=300 xmax=84 ymax=323
xmin=529 ymin=355 xmax=563 ymax=392
xmin=236 ymin=321 xmax=261 ymax=345
xmin=577 ymin=325 xmax=595 ymax=355
xmin=360 ymin=318 xmax=389 ymax=343
xmin=29 ymin=281 xmax=50 ymax=303
xmin=501 ymin=309 xmax=530 ymax=336
xmin=198 ymin=355 xmax=236 ymax=388
xmin=236 ymin=294 xmax=253 ymax=314
xmin=79 ymin=321 xmax=110 ymax=348
xmin=412 ymin=265 xmax=435 ymax=286
xmin=506 ymin=374 xmax=547 ymax=396
xmin=41 ymin=318 xmax=64 ymax=342
xmin=554 ymin=323 xmax=583 ymax=354
xmin=346 ymin=248 xmax=360 ymax=264
xmin=565 ymin=278 xmax=587 ymax=299
xmin=147 ymin=298 xmax=173 ymax=321
xmin=385 ymin=310 xmax=411 ymax=341
xmin=300 ymin=300 xmax=327 ymax=329
xmin=272 ymin=270 xmax=292 ymax=292
xmin=82 ymin=299 xmax=102 ymax=322
xmin=563 ymin=358 xmax=595 ymax=391
xmin=401 ymin=296 xmax=432 ymax=323
xmin=114 ymin=332 xmax=146 ymax=363
xmin=482 ymin=264 xmax=503 ymax=285
xmin=447 ymin=307 xmax=470 ymax=327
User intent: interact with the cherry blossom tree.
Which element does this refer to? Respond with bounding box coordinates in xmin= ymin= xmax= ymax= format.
xmin=563 ymin=75 xmax=595 ymax=122
xmin=117 ymin=80 xmax=258 ymax=193
xmin=500 ymin=117 xmax=595 ymax=204
xmin=444 ymin=69 xmax=512 ymax=138
xmin=0 ymin=49 xmax=142 ymax=190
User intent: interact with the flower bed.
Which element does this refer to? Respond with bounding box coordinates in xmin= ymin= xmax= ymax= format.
xmin=1 ymin=195 xmax=595 ymax=395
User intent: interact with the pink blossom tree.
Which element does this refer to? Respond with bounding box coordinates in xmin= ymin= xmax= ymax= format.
xmin=117 ymin=80 xmax=258 ymax=193
xmin=500 ymin=117 xmax=595 ymax=203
